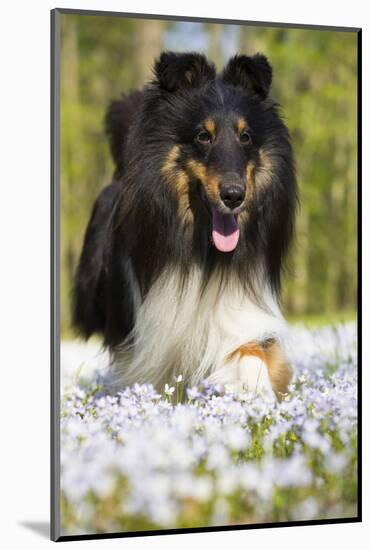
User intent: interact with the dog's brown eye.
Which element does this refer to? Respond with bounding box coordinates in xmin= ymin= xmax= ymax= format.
xmin=240 ymin=131 xmax=252 ymax=145
xmin=196 ymin=130 xmax=212 ymax=144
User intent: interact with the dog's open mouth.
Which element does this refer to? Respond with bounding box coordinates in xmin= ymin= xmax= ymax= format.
xmin=211 ymin=207 xmax=240 ymax=253
xmin=198 ymin=186 xmax=240 ymax=253
xmin=199 ymin=185 xmax=240 ymax=252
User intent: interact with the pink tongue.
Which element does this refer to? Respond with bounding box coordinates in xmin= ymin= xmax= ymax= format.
xmin=211 ymin=208 xmax=240 ymax=252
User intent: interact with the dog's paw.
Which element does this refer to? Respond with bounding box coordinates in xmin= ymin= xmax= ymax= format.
xmin=205 ymin=355 xmax=276 ymax=401
xmin=224 ymin=380 xmax=244 ymax=393
xmin=238 ymin=355 xmax=276 ymax=401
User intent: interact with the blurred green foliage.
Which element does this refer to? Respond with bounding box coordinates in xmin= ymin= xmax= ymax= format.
xmin=60 ymin=14 xmax=358 ymax=337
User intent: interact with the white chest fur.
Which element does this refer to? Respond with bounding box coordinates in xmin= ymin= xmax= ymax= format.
xmin=109 ymin=267 xmax=287 ymax=391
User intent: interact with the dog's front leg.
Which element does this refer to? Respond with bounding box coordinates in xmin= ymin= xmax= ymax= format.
xmin=207 ymin=339 xmax=292 ymax=401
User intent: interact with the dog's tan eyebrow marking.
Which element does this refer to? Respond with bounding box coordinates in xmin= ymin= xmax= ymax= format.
xmin=237 ymin=116 xmax=247 ymax=133
xmin=204 ymin=118 xmax=216 ymax=139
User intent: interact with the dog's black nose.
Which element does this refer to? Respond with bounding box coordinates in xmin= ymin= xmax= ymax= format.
xmin=220 ymin=184 xmax=245 ymax=209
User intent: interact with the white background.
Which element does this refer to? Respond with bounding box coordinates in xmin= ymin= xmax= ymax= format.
xmin=0 ymin=0 xmax=368 ymax=548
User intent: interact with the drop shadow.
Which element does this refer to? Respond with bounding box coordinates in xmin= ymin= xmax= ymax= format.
xmin=19 ymin=521 xmax=49 ymax=539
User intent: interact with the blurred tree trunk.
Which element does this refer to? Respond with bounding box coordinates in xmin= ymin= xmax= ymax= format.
xmin=60 ymin=16 xmax=83 ymax=331
xmin=206 ymin=23 xmax=223 ymax=68
xmin=133 ymin=20 xmax=164 ymax=87
xmin=291 ymin=206 xmax=309 ymax=314
xmin=347 ymin=154 xmax=358 ymax=310
xmin=324 ymin=137 xmax=347 ymax=314
xmin=338 ymin=144 xmax=357 ymax=311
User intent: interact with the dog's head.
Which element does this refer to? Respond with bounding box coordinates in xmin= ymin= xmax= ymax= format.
xmin=142 ymin=51 xmax=295 ymax=254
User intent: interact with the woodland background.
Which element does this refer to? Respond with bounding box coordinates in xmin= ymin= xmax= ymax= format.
xmin=60 ymin=13 xmax=358 ymax=337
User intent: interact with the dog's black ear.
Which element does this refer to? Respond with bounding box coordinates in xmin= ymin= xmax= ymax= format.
xmin=154 ymin=51 xmax=216 ymax=92
xmin=222 ymin=54 xmax=272 ymax=99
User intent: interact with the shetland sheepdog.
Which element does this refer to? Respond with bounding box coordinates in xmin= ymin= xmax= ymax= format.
xmin=73 ymin=52 xmax=297 ymax=400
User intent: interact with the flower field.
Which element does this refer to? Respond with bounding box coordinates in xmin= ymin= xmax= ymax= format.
xmin=60 ymin=323 xmax=358 ymax=535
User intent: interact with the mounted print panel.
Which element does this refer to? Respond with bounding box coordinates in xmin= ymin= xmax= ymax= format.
xmin=51 ymin=8 xmax=360 ymax=541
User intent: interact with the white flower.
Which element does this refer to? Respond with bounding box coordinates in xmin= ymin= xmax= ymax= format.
xmin=294 ymin=497 xmax=319 ymax=520
xmin=225 ymin=425 xmax=250 ymax=451
xmin=164 ymin=383 xmax=175 ymax=396
xmin=190 ymin=476 xmax=213 ymax=502
xmin=325 ymin=451 xmax=348 ymax=474
xmin=216 ymin=470 xmax=239 ymax=495
xmin=186 ymin=386 xmax=200 ymax=400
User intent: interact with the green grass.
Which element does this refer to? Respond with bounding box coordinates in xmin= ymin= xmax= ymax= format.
xmin=287 ymin=310 xmax=356 ymax=328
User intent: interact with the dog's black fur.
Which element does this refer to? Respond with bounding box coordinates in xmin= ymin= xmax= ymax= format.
xmin=73 ymin=52 xmax=297 ymax=350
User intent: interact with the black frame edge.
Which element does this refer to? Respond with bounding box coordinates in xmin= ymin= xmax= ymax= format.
xmin=356 ymin=28 xmax=362 ymax=523
xmin=51 ymin=7 xmax=61 ymax=543
xmin=54 ymin=7 xmax=361 ymax=33
xmin=57 ymin=517 xmax=361 ymax=542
